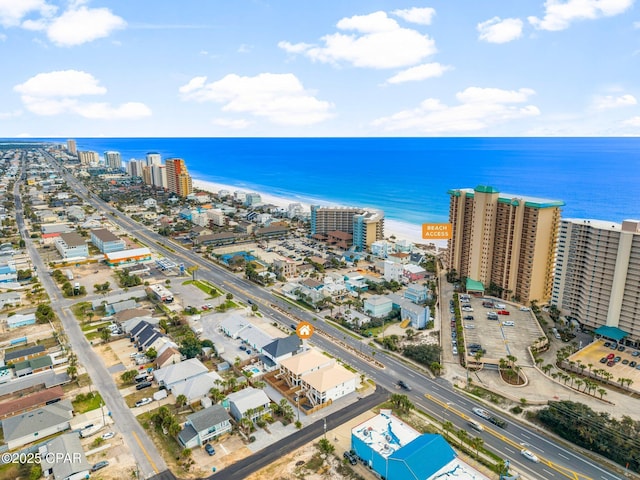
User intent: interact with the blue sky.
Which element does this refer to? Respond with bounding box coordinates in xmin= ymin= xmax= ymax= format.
xmin=1 ymin=0 xmax=639 ymax=137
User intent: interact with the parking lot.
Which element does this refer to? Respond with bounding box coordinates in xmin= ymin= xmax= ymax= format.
xmin=569 ymin=339 xmax=640 ymax=393
xmin=454 ymin=296 xmax=545 ymax=366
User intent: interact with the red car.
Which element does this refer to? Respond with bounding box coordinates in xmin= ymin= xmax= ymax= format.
xmin=607 ymin=353 xmax=615 ymax=360
xmin=497 ymin=310 xmax=510 ymax=315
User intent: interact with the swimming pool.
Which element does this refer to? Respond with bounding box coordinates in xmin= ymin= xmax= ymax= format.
xmin=247 ymin=366 xmax=261 ymax=375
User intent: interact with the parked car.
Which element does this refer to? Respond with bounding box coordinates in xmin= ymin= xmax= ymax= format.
xmin=607 ymin=353 xmax=615 ymax=360
xmin=205 ymin=444 xmax=216 ymax=456
xmin=607 ymin=360 xmax=615 ymax=367
xmin=343 ymin=451 xmax=357 ymax=465
xmin=604 ymin=342 xmax=611 ymax=347
xmin=497 ymin=310 xmax=510 ymax=315
xmin=463 ymin=315 xmax=474 ymax=320
xmin=521 ymin=449 xmax=539 ymax=463
xmin=618 ymin=345 xmax=626 ymax=352
xmin=91 ymin=461 xmax=109 ymax=472
xmin=136 ymin=381 xmax=152 ymax=391
xmin=622 ymin=359 xmax=630 ymax=365
xmin=599 ymin=357 xmax=608 ymax=364
xmin=519 ymin=307 xmax=530 ymax=311
xmin=502 ymin=321 xmax=515 ymax=327
xmin=614 ymin=356 xmax=621 ymax=363
xmin=632 ymin=351 xmax=640 ymax=357
xmin=101 ymin=432 xmax=115 ymax=440
xmin=630 ymin=361 xmax=637 ymax=368
xmin=135 ymin=398 xmax=152 ymax=407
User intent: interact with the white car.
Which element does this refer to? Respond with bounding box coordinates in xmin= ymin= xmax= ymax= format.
xmin=472 ymin=407 xmax=491 ymax=419
xmin=521 ymin=449 xmax=540 ymax=463
xmin=135 ymin=398 xmax=152 ymax=407
xmin=519 ymin=306 xmax=530 ymax=311
xmin=468 ymin=420 xmax=484 ymax=431
xmin=101 ymin=432 xmax=115 ymax=440
xmin=502 ymin=321 xmax=515 ymax=327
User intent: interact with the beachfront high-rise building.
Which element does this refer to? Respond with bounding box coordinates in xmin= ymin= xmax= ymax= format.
xmin=77 ymin=151 xmax=99 ymax=166
xmin=126 ymin=159 xmax=146 ymax=178
xmin=552 ymin=219 xmax=640 ymax=343
xmin=165 ymin=158 xmax=192 ymax=197
xmin=447 ymin=185 xmax=564 ymax=304
xmin=146 ymin=152 xmax=162 ymax=166
xmin=66 ymin=139 xmax=77 ymax=156
xmin=310 ymin=206 xmax=384 ymax=250
xmin=151 ymin=164 xmax=167 ymax=189
xmin=104 ymin=151 xmax=122 ymax=169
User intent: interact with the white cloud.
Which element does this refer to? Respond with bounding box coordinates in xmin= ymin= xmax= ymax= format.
xmin=212 ymin=118 xmax=253 ymax=129
xmin=385 ymin=62 xmax=451 ymax=84
xmin=237 ymin=44 xmax=252 ymax=53
xmin=623 ymin=116 xmax=640 ymax=126
xmin=0 ymin=109 xmax=21 ymax=120
xmin=336 ymin=11 xmax=399 ymax=33
xmin=278 ymin=40 xmax=314 ymax=54
xmin=634 ymin=21 xmax=640 ymax=28
xmin=14 ymin=70 xmax=151 ymax=119
xmin=477 ymin=17 xmax=523 ymax=43
xmin=0 ymin=0 xmax=55 ymax=28
xmin=372 ymin=86 xmax=540 ymax=133
xmin=0 ymin=32 xmax=5 ymax=41
xmin=179 ymin=73 xmax=334 ymax=126
xmin=391 ymin=7 xmax=436 ymax=25
xmin=593 ymin=94 xmax=637 ymax=109
xmin=279 ymin=11 xmax=436 ymax=69
xmin=46 ymin=5 xmax=126 ymax=46
xmin=529 ymin=0 xmax=633 ymax=31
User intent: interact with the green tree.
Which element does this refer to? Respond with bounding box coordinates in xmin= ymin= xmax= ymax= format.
xmin=146 ymin=347 xmax=158 ymax=360
xmin=176 ymin=394 xmax=188 ymax=408
xmin=318 ymin=438 xmax=335 ymax=455
xmin=179 ymin=334 xmax=202 ymax=359
xmin=100 ymin=328 xmax=111 ymax=343
xmin=121 ymin=369 xmax=138 ymax=384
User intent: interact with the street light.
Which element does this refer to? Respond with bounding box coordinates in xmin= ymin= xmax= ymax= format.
xmin=323 ymin=417 xmax=327 ymax=439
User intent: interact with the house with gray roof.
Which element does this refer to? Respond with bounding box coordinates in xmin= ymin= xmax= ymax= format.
xmin=171 ymin=371 xmax=223 ymax=405
xmin=226 ymin=387 xmax=271 ymax=422
xmin=262 ymin=336 xmax=302 ymax=364
xmin=4 ymin=345 xmax=46 ymax=363
xmin=1 ymin=399 xmax=73 ymax=450
xmin=41 ymin=433 xmax=91 ymax=480
xmin=177 ymin=404 xmax=231 ymax=448
xmin=153 ymin=358 xmax=208 ymax=391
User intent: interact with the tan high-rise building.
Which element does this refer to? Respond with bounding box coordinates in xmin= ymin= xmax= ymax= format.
xmin=77 ymin=151 xmax=99 ymax=166
xmin=165 ymin=158 xmax=192 ymax=197
xmin=67 ymin=139 xmax=77 ymax=155
xmin=552 ymin=219 xmax=640 ymax=343
xmin=447 ymin=185 xmax=564 ymax=304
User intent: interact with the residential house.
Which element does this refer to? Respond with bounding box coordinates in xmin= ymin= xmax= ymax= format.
xmin=273 ymin=258 xmax=297 ymax=279
xmin=14 ymin=355 xmax=53 ymax=377
xmin=155 ymin=346 xmax=182 ymax=369
xmin=404 ymin=283 xmax=429 ymax=304
xmin=153 ymin=358 xmax=209 ymax=391
xmin=54 ymin=232 xmax=88 ymax=259
xmin=177 ymin=404 xmax=232 ymax=448
xmin=301 ymin=363 xmax=357 ymax=406
xmin=364 ymin=295 xmax=393 ymax=318
xmin=143 ymin=198 xmax=157 ymax=209
xmin=1 ymin=399 xmax=73 ymax=450
xmin=383 ymin=260 xmax=404 ymax=282
xmin=171 ymin=371 xmax=223 ymax=405
xmin=41 ymin=433 xmax=91 ymax=480
xmin=387 ymin=252 xmax=410 ymax=264
xmin=90 ymin=228 xmax=126 ymax=253
xmin=278 ymin=349 xmax=333 ymax=388
xmin=403 ymin=264 xmax=427 ymax=283
xmin=262 ymin=336 xmax=302 ymax=365
xmin=4 ymin=345 xmax=46 ymax=363
xmin=226 ymin=387 xmax=272 ymax=422
xmin=0 ymin=385 xmax=64 ymax=420
xmin=400 ymin=304 xmax=430 ymax=330
xmin=7 ymin=313 xmax=36 ymax=329
xmin=0 ymin=291 xmax=21 ymax=309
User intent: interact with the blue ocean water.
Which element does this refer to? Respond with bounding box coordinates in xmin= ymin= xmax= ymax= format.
xmin=25 ymin=138 xmax=640 ymax=225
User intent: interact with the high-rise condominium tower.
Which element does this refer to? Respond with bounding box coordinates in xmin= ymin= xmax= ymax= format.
xmin=552 ymin=219 xmax=640 ymax=343
xmin=447 ymin=185 xmax=564 ymax=304
xmin=165 ymin=158 xmax=193 ymax=197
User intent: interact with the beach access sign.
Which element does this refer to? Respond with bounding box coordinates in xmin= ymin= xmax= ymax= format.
xmin=422 ymin=223 xmax=452 ymax=239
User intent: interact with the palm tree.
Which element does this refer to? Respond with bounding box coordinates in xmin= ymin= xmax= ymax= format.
xmin=470 ymin=436 xmax=484 ymax=459
xmin=443 ymin=421 xmax=454 ymax=439
xmin=574 ymin=379 xmax=583 ymax=392
xmin=176 ymin=394 xmax=188 ymax=408
xmin=456 ymin=428 xmax=468 ymax=447
xmin=66 ymin=364 xmax=78 ymax=381
xmin=168 ymin=421 xmax=181 ymax=437
xmin=597 ymin=388 xmax=607 ymax=399
xmin=209 ymin=388 xmax=224 ymax=403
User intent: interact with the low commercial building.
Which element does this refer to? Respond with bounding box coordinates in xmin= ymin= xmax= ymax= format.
xmin=90 ymin=228 xmax=126 ymax=253
xmin=54 ymin=232 xmax=88 ymax=259
xmin=352 ymin=411 xmax=489 ymax=480
xmin=104 ymin=247 xmax=152 ymax=266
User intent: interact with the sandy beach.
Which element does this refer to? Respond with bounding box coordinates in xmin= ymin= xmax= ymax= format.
xmin=192 ymin=178 xmax=446 ymax=248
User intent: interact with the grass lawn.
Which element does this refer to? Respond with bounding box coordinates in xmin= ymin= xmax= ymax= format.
xmin=71 ymin=301 xmax=92 ymax=320
xmin=82 ymin=321 xmax=110 ymax=332
xmin=72 ymin=391 xmax=104 ymax=413
xmin=85 ymin=331 xmax=101 ymax=341
xmin=37 ymin=336 xmax=60 ymax=349
xmin=364 ymin=320 xmax=399 ymax=338
xmin=184 ymin=279 xmax=221 ymax=298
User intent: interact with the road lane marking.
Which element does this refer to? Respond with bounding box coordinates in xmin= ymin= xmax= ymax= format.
xmin=132 ymin=430 xmax=159 ymax=474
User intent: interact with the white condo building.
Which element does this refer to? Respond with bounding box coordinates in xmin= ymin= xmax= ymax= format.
xmin=104 ymin=151 xmax=122 ymax=169
xmin=146 ymin=152 xmax=162 ymax=166
xmin=552 ymin=219 xmax=640 ymax=344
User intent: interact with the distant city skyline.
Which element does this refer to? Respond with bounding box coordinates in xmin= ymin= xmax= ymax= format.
xmin=1 ymin=1 xmax=639 ymax=137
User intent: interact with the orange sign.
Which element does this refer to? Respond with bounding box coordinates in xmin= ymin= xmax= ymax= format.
xmin=422 ymin=223 xmax=452 ymax=239
xmin=296 ymin=322 xmax=314 ymax=340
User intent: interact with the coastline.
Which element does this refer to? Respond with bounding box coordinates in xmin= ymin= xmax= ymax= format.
xmin=192 ymin=178 xmax=445 ymax=248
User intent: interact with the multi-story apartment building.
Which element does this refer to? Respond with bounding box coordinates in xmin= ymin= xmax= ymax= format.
xmin=77 ymin=150 xmax=99 ymax=166
xmin=552 ymin=219 xmax=640 ymax=344
xmin=165 ymin=158 xmax=193 ymax=197
xmin=150 ymin=164 xmax=167 ymax=189
xmin=104 ymin=151 xmax=122 ymax=169
xmin=310 ymin=206 xmax=384 ymax=250
xmin=447 ymin=185 xmax=563 ymax=304
xmin=66 ymin=139 xmax=77 ymax=156
xmin=146 ymin=152 xmax=162 ymax=166
xmin=126 ymin=159 xmax=145 ymax=178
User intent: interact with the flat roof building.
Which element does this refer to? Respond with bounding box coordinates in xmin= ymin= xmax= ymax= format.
xmin=552 ymin=219 xmax=640 ymax=344
xmin=447 ymin=185 xmax=564 ymax=304
xmin=311 ymin=206 xmax=384 ymax=250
